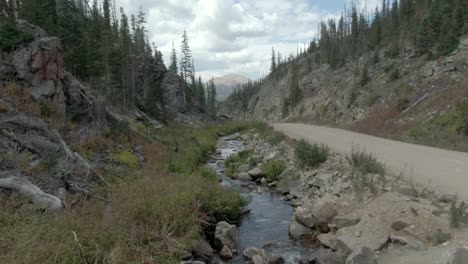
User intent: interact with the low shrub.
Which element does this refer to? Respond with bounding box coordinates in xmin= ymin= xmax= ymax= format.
xmin=111 ymin=150 xmax=139 ymax=169
xmin=263 ymin=160 xmax=286 ymax=181
xmin=426 ymin=229 xmax=451 ymax=246
xmin=347 ymin=147 xmax=385 ymax=175
xmin=294 ymin=139 xmax=329 ymax=168
xmin=450 ymin=201 xmax=467 ymax=228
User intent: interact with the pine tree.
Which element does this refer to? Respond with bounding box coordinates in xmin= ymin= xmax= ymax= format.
xmin=197 ymin=76 xmax=206 ymax=112
xmin=169 ymin=41 xmax=178 ymax=73
xmin=180 ymin=30 xmax=192 ymax=83
xmin=270 ymin=47 xmax=276 ymax=73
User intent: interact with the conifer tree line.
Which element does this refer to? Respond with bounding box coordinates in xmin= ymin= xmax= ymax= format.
xmin=229 ymin=0 xmax=467 ymax=109
xmin=0 ymin=0 xmax=218 ymax=120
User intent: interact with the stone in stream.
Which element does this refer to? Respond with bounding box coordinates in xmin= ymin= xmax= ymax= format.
xmin=243 ymin=247 xmax=281 ymax=264
xmin=289 ymin=218 xmax=314 ymax=239
xmin=294 ymin=206 xmax=315 ymax=228
xmin=237 ymin=172 xmax=252 ymax=181
xmin=214 ymin=221 xmax=238 ymax=251
xmin=219 ymin=245 xmax=233 ymax=260
xmin=248 ymin=167 xmax=264 ymax=180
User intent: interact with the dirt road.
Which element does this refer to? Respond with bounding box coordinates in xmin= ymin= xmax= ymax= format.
xmin=273 ymin=123 xmax=468 ymax=201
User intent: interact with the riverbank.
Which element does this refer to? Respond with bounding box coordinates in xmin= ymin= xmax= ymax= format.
xmin=220 ymin=126 xmax=468 ymax=263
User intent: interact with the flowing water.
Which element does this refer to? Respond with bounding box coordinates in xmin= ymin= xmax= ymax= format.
xmin=206 ymin=134 xmax=310 ymax=263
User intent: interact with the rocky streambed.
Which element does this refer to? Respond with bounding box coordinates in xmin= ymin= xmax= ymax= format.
xmin=206 ymin=133 xmax=309 ymax=263
xmin=183 ymin=132 xmax=468 ymax=264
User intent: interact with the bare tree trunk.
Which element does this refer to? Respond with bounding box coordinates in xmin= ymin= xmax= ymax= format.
xmin=0 ymin=176 xmax=63 ymax=210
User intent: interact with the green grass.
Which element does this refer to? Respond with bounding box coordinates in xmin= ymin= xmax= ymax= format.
xmin=267 ymin=132 xmax=286 ymax=146
xmin=224 ymin=149 xmax=253 ymax=177
xmin=0 ymin=121 xmax=258 ymax=263
xmin=294 ymin=139 xmax=329 ymax=168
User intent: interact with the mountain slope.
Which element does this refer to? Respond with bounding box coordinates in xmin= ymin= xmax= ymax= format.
xmin=213 ymin=74 xmax=250 ymax=101
xmin=222 ymin=37 xmax=468 ymax=150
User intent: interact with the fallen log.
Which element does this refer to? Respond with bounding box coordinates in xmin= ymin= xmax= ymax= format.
xmin=0 ymin=176 xmax=63 ymax=210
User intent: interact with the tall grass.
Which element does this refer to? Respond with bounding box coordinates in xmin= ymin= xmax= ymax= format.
xmin=0 ymin=122 xmax=255 ymax=263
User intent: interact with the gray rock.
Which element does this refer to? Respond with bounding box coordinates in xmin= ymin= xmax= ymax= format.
xmin=243 ymin=247 xmax=280 ymax=264
xmin=333 ymin=217 xmax=361 ymax=229
xmin=238 ymin=164 xmax=250 ymax=173
xmin=440 ymin=247 xmax=468 ymax=264
xmin=294 ymin=206 xmax=315 ymax=228
xmin=312 ymin=202 xmax=337 ymax=233
xmin=32 ymin=79 xmax=56 ymax=99
xmin=248 ymin=167 xmax=264 ymax=180
xmin=190 ymin=240 xmax=214 ymax=262
xmin=214 ymin=221 xmax=238 ymax=251
xmin=237 ymin=172 xmax=252 ymax=181
xmin=289 ymin=218 xmax=314 ymax=239
xmin=252 ymin=255 xmax=264 ymax=264
xmin=346 ymin=247 xmax=376 ymax=264
xmin=301 ymin=248 xmax=345 ymax=264
xmin=391 ymin=220 xmax=410 ymax=231
xmin=277 ymin=179 xmax=300 ymax=194
xmin=219 ymin=245 xmax=233 ymax=260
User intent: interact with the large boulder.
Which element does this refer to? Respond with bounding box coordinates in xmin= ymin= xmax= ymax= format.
xmin=289 ymin=218 xmax=314 ymax=239
xmin=312 ymin=202 xmax=338 ymax=233
xmin=190 ymin=240 xmax=214 ymax=263
xmin=441 ymin=247 xmax=468 ymax=264
xmin=294 ymin=206 xmax=315 ymax=228
xmin=214 ymin=221 xmax=238 ymax=251
xmin=243 ymin=247 xmax=281 ymax=264
xmin=345 ymin=247 xmax=376 ymax=264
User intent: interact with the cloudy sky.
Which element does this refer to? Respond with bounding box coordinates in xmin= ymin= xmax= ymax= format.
xmin=113 ymin=0 xmax=380 ymax=80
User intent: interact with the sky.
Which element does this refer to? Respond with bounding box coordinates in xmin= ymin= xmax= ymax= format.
xmin=112 ymin=0 xmax=381 ymax=80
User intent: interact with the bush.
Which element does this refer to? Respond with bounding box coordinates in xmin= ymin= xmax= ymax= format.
xmin=295 ymin=139 xmax=328 ymax=168
xmin=397 ymin=97 xmax=410 ymax=112
xmin=347 ymin=147 xmax=385 ymax=175
xmin=39 ymin=100 xmax=51 ymax=118
xmin=224 ymin=149 xmax=253 ymax=177
xmin=389 ymin=67 xmax=400 ymax=81
xmin=263 ymin=160 xmax=286 ymax=181
xmin=111 ymin=150 xmax=139 ymax=169
xmin=267 ymin=132 xmax=286 ymax=146
xmin=367 ymin=95 xmax=380 ymax=107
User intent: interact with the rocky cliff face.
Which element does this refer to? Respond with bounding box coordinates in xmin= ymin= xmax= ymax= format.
xmin=222 ymin=36 xmax=468 ymax=138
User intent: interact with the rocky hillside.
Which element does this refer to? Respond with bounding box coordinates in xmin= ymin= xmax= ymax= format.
xmin=213 ymin=74 xmax=250 ymax=101
xmin=222 ymin=36 xmax=468 ymax=149
xmin=0 ymin=20 xmax=204 ymax=207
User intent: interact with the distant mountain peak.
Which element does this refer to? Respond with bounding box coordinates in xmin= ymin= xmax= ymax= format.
xmin=213 ymin=74 xmax=250 ymax=101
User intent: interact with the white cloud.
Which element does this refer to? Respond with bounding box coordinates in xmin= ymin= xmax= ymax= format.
xmin=109 ymin=0 xmax=344 ymax=80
